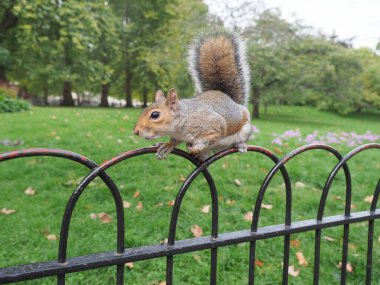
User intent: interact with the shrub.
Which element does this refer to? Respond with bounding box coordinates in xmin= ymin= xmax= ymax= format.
xmin=0 ymin=86 xmax=17 ymax=98
xmin=0 ymin=91 xmax=30 ymax=113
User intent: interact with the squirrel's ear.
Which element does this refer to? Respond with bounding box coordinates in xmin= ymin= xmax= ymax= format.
xmin=166 ymin=88 xmax=179 ymax=111
xmin=155 ymin=90 xmax=165 ymax=102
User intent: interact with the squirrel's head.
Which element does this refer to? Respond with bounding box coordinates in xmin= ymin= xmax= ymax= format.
xmin=133 ymin=88 xmax=179 ymax=140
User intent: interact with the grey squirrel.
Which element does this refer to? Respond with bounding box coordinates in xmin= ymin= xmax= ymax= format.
xmin=133 ymin=30 xmax=251 ymax=161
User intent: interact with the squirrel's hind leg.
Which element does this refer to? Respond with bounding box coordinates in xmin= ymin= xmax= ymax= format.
xmin=235 ymin=142 xmax=248 ymax=153
xmin=187 ymin=140 xmax=215 ymax=162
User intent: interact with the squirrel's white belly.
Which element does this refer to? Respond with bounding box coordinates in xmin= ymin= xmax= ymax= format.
xmin=212 ymin=119 xmax=252 ymax=149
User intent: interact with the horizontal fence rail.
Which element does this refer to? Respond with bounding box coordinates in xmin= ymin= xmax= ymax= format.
xmin=0 ymin=143 xmax=379 ymax=285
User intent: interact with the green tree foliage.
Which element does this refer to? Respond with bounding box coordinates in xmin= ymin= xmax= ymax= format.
xmin=0 ymin=0 xmax=19 ymax=82
xmin=11 ymin=0 xmax=121 ymax=106
xmin=356 ymin=48 xmax=380 ymax=109
xmin=244 ymin=9 xmax=380 ymax=117
xmin=245 ymin=9 xmax=298 ymax=118
xmin=109 ymin=0 xmax=207 ymax=107
xmin=287 ymin=37 xmax=364 ymax=114
xmin=1 ymin=1 xmax=379 ymax=114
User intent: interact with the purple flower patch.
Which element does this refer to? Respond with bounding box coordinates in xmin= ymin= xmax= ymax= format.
xmin=271 ymin=129 xmax=379 ymax=147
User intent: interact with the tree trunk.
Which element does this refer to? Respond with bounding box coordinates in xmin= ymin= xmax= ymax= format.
xmin=142 ymin=87 xmax=148 ymax=108
xmin=61 ymin=81 xmax=75 ymax=106
xmin=125 ymin=74 xmax=133 ymax=107
xmin=0 ymin=67 xmax=6 ymax=83
xmin=100 ymin=83 xmax=110 ymax=107
xmin=43 ymin=86 xmax=49 ymax=105
xmin=252 ymin=89 xmax=260 ymax=118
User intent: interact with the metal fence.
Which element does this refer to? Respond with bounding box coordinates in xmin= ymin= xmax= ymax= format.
xmin=0 ymin=143 xmax=379 ymax=285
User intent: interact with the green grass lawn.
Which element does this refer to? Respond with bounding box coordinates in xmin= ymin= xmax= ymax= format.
xmin=0 ymin=105 xmax=379 ymax=285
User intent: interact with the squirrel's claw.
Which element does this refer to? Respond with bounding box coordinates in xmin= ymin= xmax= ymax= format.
xmin=236 ymin=142 xmax=247 ymax=154
xmin=156 ymin=143 xmax=173 ymax=160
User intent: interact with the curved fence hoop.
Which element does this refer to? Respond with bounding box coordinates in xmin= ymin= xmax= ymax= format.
xmin=318 ymin=143 xmax=380 ymax=219
xmin=251 ymin=144 xmax=350 ymax=232
xmin=0 ymin=148 xmax=92 ymax=165
xmin=164 ymin=145 xmax=291 ymax=285
xmin=312 ymin=143 xmax=380 ymax=285
xmin=0 ymin=148 xmax=126 ymax=285
xmin=58 ymin=146 xmax=218 ymax=260
xmin=167 ymin=145 xmax=291 ymax=245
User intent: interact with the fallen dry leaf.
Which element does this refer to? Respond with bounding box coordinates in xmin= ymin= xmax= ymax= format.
xmin=167 ymin=200 xmax=175 ymax=207
xmin=222 ymin=162 xmax=230 ymax=169
xmin=98 ymin=212 xmax=112 ymax=224
xmin=348 ymin=243 xmax=358 ymax=251
xmin=159 ymin=282 xmax=166 ymax=285
xmin=1 ymin=208 xmax=16 ymax=215
xmin=261 ymin=203 xmax=273 ymax=210
xmin=234 ymin=179 xmax=242 ymax=186
xmin=273 ymin=147 xmax=283 ymax=155
xmin=255 ymin=258 xmax=264 ymax=267
xmin=350 ymin=204 xmax=357 ymax=209
xmin=160 ymin=238 xmax=168 ymax=245
xmin=226 ymin=199 xmax=235 ymax=205
xmin=123 ymin=115 xmax=130 ymax=121
xmin=323 ymin=236 xmax=336 ymax=242
xmin=378 ymin=236 xmax=380 ymax=243
xmin=46 ymin=234 xmax=58 ymax=241
xmin=201 ymin=205 xmax=210 ymax=214
xmin=179 ymin=175 xmax=186 ymax=182
xmin=136 ymin=201 xmax=143 ymax=210
xmin=255 ymin=167 xmax=265 ymax=175
xmin=364 ymin=195 xmax=373 ymax=203
xmin=296 ymin=252 xmax=308 ymax=267
xmin=24 ymin=186 xmax=36 ymax=196
xmin=90 ymin=213 xmax=97 ymax=219
xmin=288 ymin=265 xmax=300 ymax=277
xmin=333 ymin=195 xmax=342 ymax=200
xmin=123 ymin=200 xmax=131 ymax=208
xmin=193 ymin=254 xmax=201 ymax=262
xmin=191 ymin=225 xmax=203 ymax=238
xmin=125 ymin=262 xmax=134 ymax=269
xmin=290 ymin=240 xmax=300 ymax=248
xmin=155 ymin=202 xmax=164 ymax=208
xmin=244 ymin=211 xmax=253 ymax=222
xmin=133 ymin=191 xmax=140 ymax=198
xmin=338 ymin=262 xmax=353 ymax=273
xmin=295 ymin=181 xmax=305 ymax=188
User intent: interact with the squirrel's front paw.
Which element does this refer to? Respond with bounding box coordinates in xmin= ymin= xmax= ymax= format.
xmin=156 ymin=143 xmax=173 ymax=160
xmin=236 ymin=142 xmax=247 ymax=154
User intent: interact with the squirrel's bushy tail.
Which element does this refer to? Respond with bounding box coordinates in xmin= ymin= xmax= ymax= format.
xmin=188 ymin=30 xmax=250 ymax=106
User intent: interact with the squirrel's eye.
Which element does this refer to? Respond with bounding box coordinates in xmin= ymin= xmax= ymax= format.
xmin=150 ymin=111 xmax=160 ymax=119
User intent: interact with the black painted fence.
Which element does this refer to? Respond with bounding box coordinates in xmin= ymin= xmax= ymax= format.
xmin=0 ymin=143 xmax=379 ymax=285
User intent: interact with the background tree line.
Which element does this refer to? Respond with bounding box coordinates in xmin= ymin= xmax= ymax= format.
xmin=0 ymin=0 xmax=379 ymax=117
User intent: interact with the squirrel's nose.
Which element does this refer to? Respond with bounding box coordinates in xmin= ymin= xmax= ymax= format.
xmin=133 ymin=128 xmax=139 ymax=136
